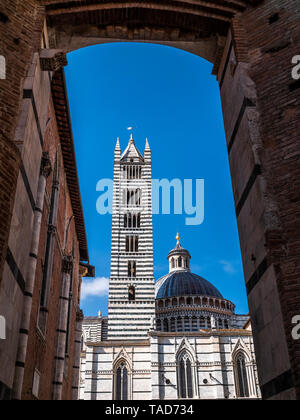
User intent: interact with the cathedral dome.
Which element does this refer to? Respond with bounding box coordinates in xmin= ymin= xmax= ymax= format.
xmin=156 ymin=270 xmax=223 ymax=299
xmin=154 ymin=235 xmax=235 ymax=333
xmin=155 ymin=234 xmax=223 ymax=300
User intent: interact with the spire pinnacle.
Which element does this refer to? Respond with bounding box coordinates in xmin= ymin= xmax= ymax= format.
xmin=129 ymin=133 xmax=134 ymax=142
xmin=145 ymin=137 xmax=150 ymax=150
xmin=115 ymin=137 xmax=120 ymax=149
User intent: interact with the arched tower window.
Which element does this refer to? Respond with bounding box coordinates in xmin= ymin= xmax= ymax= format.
xmin=235 ymin=353 xmax=250 ymax=398
xmin=178 ymin=256 xmax=182 ymax=267
xmin=171 ymin=258 xmax=175 ymax=269
xmin=115 ymin=361 xmax=129 ymax=400
xmin=177 ymin=352 xmax=194 ymax=399
xmin=128 ymin=285 xmax=135 ymax=301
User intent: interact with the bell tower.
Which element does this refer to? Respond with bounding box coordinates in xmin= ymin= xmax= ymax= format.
xmin=108 ymin=135 xmax=155 ymax=340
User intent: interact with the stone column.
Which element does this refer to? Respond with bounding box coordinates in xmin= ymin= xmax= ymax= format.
xmin=12 ymin=152 xmax=52 ymax=400
xmin=52 ymin=254 xmax=73 ymax=400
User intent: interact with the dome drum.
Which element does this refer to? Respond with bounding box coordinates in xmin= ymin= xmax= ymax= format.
xmin=156 ymin=295 xmax=235 ymax=314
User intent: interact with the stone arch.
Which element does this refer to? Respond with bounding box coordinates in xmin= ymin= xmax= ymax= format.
xmin=1 ymin=0 xmax=299 ymax=401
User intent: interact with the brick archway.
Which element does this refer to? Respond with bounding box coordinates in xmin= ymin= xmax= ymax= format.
xmin=0 ymin=0 xmax=299 ymax=400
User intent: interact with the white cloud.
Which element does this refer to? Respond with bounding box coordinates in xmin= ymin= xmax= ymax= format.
xmin=219 ymin=260 xmax=236 ymax=275
xmin=81 ymin=277 xmax=109 ymax=300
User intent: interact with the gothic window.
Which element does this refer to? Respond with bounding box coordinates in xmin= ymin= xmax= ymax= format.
xmin=115 ymin=361 xmax=129 ymax=400
xmin=128 ymin=285 xmax=135 ymax=301
xmin=125 ymin=236 xmax=138 ymax=253
xmin=177 ymin=352 xmax=194 ymax=399
xmin=128 ymin=261 xmax=136 ymax=277
xmin=124 ymin=213 xmax=140 ymax=228
xmin=235 ymin=353 xmax=250 ymax=398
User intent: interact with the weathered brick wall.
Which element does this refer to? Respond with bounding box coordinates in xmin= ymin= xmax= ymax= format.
xmin=243 ymin=0 xmax=300 ymax=400
xmin=22 ymin=97 xmax=81 ymax=400
xmin=0 ymin=0 xmax=44 ymax=279
xmin=0 ymin=136 xmax=20 ymax=286
xmin=1 ymin=0 xmax=300 ymax=401
xmin=219 ymin=0 xmax=300 ymax=400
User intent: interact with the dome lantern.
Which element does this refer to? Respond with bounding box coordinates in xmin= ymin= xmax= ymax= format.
xmin=168 ymin=233 xmax=191 ymax=273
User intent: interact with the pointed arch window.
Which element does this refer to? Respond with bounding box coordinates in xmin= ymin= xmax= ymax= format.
xmin=115 ymin=361 xmax=129 ymax=400
xmin=235 ymin=352 xmax=250 ymax=398
xmin=177 ymin=352 xmax=194 ymax=399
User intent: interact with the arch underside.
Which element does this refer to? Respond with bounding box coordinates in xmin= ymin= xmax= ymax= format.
xmin=44 ymin=0 xmax=260 ymax=64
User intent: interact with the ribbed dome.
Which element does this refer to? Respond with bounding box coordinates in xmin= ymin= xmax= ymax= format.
xmin=156 ymin=270 xmax=223 ymax=299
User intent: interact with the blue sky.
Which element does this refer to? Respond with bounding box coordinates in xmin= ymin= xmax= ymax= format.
xmin=65 ymin=42 xmax=249 ymax=316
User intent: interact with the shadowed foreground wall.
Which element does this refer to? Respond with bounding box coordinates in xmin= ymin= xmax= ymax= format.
xmin=0 ymin=0 xmax=299 ymax=400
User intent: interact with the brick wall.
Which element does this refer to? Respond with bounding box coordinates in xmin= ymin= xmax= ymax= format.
xmin=219 ymin=0 xmax=300 ymax=400
xmin=0 ymin=0 xmax=44 ymax=279
xmin=0 ymin=0 xmax=300 ymax=400
xmin=21 ymin=97 xmax=81 ymax=400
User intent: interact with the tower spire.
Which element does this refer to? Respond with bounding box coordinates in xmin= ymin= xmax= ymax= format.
xmin=144 ymin=137 xmax=151 ymax=162
xmin=114 ymin=137 xmax=121 ymax=160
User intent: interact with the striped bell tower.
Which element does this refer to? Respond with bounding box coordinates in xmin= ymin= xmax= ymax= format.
xmin=108 ymin=135 xmax=155 ymax=340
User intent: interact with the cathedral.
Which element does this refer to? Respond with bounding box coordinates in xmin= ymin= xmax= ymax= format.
xmin=79 ymin=136 xmax=261 ymax=400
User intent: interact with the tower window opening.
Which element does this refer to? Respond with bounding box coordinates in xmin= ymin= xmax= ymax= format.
xmin=124 ymin=213 xmax=141 ymax=228
xmin=128 ymin=261 xmax=136 ymax=277
xmin=123 ymin=165 xmax=142 ymax=179
xmin=125 ymin=236 xmax=138 ymax=253
xmin=125 ymin=189 xmax=142 ymax=206
xmin=128 ymin=285 xmax=135 ymax=301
